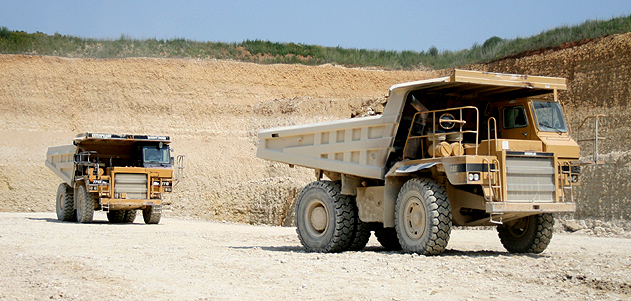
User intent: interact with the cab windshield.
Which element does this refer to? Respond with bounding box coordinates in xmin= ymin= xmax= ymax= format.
xmin=143 ymin=145 xmax=171 ymax=165
xmin=532 ymin=101 xmax=568 ymax=133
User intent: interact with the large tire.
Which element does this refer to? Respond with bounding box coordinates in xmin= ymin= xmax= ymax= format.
xmin=123 ymin=210 xmax=137 ymax=223
xmin=497 ymin=213 xmax=554 ymax=253
xmin=374 ymin=226 xmax=402 ymax=251
xmin=108 ymin=210 xmax=138 ymax=223
xmin=143 ymin=205 xmax=161 ymax=224
xmin=107 ymin=210 xmax=126 ymax=223
xmin=347 ymin=197 xmax=371 ymax=251
xmin=55 ymin=183 xmax=75 ymax=221
xmin=295 ymin=181 xmax=354 ymax=253
xmin=394 ymin=178 xmax=452 ymax=255
xmin=75 ymin=185 xmax=95 ymax=223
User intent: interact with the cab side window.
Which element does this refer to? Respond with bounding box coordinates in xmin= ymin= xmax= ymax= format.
xmin=503 ymin=106 xmax=527 ymax=129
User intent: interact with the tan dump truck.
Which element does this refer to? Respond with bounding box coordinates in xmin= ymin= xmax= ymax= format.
xmin=258 ymin=69 xmax=591 ymax=255
xmin=46 ymin=133 xmax=183 ymax=224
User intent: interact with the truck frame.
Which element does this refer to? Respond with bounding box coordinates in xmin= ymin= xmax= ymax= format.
xmin=46 ymin=133 xmax=183 ymax=224
xmin=258 ymin=70 xmax=584 ymax=255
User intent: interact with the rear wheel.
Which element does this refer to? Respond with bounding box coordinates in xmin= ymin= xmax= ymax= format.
xmin=295 ymin=181 xmax=354 ymax=253
xmin=75 ymin=185 xmax=95 ymax=223
xmin=374 ymin=225 xmax=402 ymax=251
xmin=55 ymin=183 xmax=75 ymax=221
xmin=107 ymin=210 xmax=138 ymax=223
xmin=394 ymin=178 xmax=452 ymax=255
xmin=347 ymin=198 xmax=371 ymax=251
xmin=106 ymin=210 xmax=126 ymax=223
xmin=497 ymin=214 xmax=554 ymax=253
xmin=143 ymin=205 xmax=162 ymax=224
xmin=123 ymin=210 xmax=137 ymax=223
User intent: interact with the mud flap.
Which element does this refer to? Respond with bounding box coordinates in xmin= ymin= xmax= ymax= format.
xmin=395 ymin=162 xmax=439 ymax=174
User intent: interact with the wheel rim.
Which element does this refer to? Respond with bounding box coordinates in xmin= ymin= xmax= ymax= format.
xmin=56 ymin=193 xmax=63 ymax=212
xmin=403 ymin=196 xmax=426 ymax=240
xmin=305 ymin=199 xmax=328 ymax=238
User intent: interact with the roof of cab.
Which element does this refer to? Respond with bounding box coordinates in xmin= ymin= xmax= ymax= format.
xmin=383 ymin=69 xmax=566 ymax=116
xmin=391 ymin=69 xmax=566 ymax=98
xmin=73 ymin=133 xmax=171 ymax=145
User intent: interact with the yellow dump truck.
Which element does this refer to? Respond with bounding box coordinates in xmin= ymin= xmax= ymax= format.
xmin=258 ymin=70 xmax=588 ymax=255
xmin=46 ymin=133 xmax=183 ymax=224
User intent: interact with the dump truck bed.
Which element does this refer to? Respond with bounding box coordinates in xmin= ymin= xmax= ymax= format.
xmin=45 ymin=144 xmax=79 ymax=185
xmin=258 ymin=115 xmax=397 ymax=179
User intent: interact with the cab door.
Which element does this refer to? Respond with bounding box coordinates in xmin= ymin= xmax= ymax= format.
xmin=497 ymin=100 xmax=535 ymax=140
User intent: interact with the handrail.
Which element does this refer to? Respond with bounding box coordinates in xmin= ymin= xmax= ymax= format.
xmin=483 ymin=157 xmax=502 ymax=203
xmin=403 ymin=106 xmax=479 ymax=159
xmin=486 ymin=117 xmax=498 ymax=156
xmin=483 ymin=158 xmax=493 ymax=201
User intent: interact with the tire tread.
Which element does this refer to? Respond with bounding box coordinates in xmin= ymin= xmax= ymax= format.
xmin=394 ymin=178 xmax=452 ymax=255
xmin=295 ymin=181 xmax=355 ymax=253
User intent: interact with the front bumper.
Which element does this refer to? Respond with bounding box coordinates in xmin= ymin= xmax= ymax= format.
xmin=486 ymin=201 xmax=576 ymax=213
xmin=99 ymin=198 xmax=162 ymax=211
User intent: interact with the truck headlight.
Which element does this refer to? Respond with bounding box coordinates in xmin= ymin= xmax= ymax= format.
xmin=468 ymin=173 xmax=480 ymax=181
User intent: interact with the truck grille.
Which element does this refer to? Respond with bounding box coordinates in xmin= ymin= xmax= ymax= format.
xmin=505 ymin=156 xmax=555 ymax=203
xmin=114 ymin=173 xmax=148 ymax=199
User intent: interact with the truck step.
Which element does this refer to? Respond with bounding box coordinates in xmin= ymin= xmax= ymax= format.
xmin=490 ymin=213 xmax=503 ymax=224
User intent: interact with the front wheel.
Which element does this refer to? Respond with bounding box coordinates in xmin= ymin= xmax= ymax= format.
xmin=56 ymin=183 xmax=75 ymax=221
xmin=497 ymin=214 xmax=554 ymax=253
xmin=374 ymin=225 xmax=402 ymax=251
xmin=295 ymin=181 xmax=354 ymax=253
xmin=394 ymin=178 xmax=452 ymax=255
xmin=75 ymin=185 xmax=95 ymax=223
xmin=143 ymin=205 xmax=162 ymax=224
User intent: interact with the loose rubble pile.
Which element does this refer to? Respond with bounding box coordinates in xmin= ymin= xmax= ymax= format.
xmin=556 ymin=218 xmax=631 ymax=238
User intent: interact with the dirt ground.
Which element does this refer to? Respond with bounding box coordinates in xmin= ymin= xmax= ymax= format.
xmin=1 ymin=212 xmax=629 ymax=301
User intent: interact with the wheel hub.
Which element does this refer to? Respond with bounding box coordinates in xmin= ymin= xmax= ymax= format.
xmin=305 ymin=199 xmax=328 ymax=237
xmin=404 ymin=197 xmax=426 ymax=240
xmin=506 ymin=217 xmax=531 ymax=238
xmin=310 ymin=206 xmax=327 ymax=231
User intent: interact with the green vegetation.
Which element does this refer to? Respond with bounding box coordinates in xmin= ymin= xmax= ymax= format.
xmin=2 ymin=14 xmax=630 ymax=69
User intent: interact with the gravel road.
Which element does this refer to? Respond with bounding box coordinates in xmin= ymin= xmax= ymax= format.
xmin=1 ymin=212 xmax=629 ymax=301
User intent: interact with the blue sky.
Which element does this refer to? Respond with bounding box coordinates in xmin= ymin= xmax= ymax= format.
xmin=1 ymin=0 xmax=630 ymax=52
